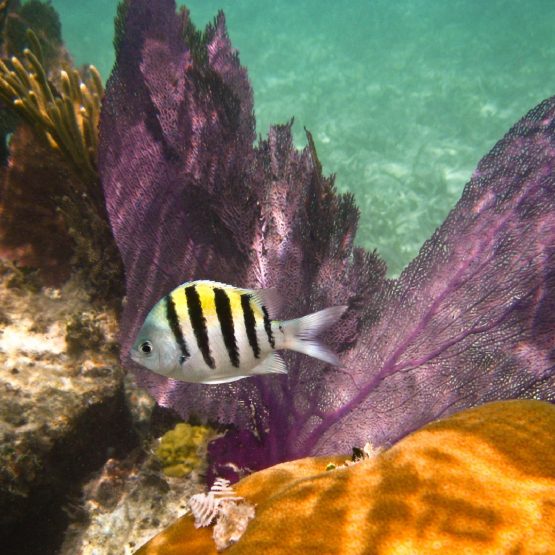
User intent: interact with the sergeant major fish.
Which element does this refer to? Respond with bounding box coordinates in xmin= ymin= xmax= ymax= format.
xmin=130 ymin=280 xmax=347 ymax=384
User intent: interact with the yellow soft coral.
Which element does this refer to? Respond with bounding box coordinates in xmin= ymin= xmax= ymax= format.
xmin=0 ymin=29 xmax=102 ymax=182
xmin=155 ymin=423 xmax=213 ymax=478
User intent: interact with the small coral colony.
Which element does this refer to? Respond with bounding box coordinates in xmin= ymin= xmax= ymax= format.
xmin=0 ymin=0 xmax=553 ymax=552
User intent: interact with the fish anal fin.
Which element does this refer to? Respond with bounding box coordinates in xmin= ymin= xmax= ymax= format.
xmin=201 ymin=375 xmax=250 ymax=384
xmin=250 ymin=352 xmax=287 ymax=376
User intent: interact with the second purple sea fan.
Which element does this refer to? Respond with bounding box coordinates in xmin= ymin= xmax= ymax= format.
xmin=99 ymin=0 xmax=555 ymax=476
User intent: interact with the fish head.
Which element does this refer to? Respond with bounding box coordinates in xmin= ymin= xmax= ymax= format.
xmin=130 ymin=317 xmax=181 ymax=376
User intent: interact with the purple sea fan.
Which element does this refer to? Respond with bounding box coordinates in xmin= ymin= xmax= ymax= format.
xmin=100 ymin=0 xmax=555 ymax=476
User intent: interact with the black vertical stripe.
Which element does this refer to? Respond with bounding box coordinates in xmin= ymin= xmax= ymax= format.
xmin=214 ymin=287 xmax=240 ymax=367
xmin=241 ymin=294 xmax=260 ymax=358
xmin=165 ymin=294 xmax=190 ymax=361
xmin=262 ymin=305 xmax=275 ymax=349
xmin=185 ymin=285 xmax=215 ymax=369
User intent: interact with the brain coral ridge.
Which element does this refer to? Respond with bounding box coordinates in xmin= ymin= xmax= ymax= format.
xmin=136 ymin=400 xmax=555 ymax=554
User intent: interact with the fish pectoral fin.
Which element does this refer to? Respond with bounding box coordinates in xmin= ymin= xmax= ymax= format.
xmin=250 ymin=352 xmax=288 ymax=376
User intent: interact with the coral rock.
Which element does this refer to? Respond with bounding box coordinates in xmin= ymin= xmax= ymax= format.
xmin=0 ymin=124 xmax=74 ymax=284
xmin=0 ymin=271 xmax=134 ymax=551
xmin=136 ymin=400 xmax=555 ymax=554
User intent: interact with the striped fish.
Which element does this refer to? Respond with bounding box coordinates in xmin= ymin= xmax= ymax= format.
xmin=130 ymin=280 xmax=347 ymax=384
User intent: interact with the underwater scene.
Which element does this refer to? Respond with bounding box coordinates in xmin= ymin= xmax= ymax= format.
xmin=0 ymin=0 xmax=553 ymax=553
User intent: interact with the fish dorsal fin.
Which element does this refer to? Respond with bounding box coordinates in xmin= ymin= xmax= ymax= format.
xmin=249 ymin=287 xmax=282 ymax=317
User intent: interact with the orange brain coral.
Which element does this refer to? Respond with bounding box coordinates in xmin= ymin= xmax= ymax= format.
xmin=137 ymin=400 xmax=555 ymax=555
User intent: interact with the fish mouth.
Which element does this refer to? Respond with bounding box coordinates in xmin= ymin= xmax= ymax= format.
xmin=129 ymin=348 xmax=140 ymax=363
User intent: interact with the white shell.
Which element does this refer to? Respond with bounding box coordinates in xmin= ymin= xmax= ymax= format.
xmin=188 ymin=477 xmax=256 ymax=551
xmin=188 ymin=478 xmax=243 ymax=528
xmin=213 ymin=497 xmax=256 ymax=552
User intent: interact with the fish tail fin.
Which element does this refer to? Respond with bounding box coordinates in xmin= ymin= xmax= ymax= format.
xmin=282 ymin=305 xmax=348 ymax=365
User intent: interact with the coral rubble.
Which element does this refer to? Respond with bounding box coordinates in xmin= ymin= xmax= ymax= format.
xmin=60 ymin=446 xmax=204 ymax=555
xmin=136 ymin=400 xmax=555 ymax=554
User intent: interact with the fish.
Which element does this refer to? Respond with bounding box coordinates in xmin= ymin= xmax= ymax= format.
xmin=130 ymin=280 xmax=348 ymax=384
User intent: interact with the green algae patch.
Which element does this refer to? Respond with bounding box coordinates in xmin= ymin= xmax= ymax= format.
xmin=155 ymin=423 xmax=213 ymax=478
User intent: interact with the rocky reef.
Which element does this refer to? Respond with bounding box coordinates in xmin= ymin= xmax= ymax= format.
xmin=0 ymin=261 xmax=209 ymax=555
xmin=0 ymin=262 xmax=131 ymax=552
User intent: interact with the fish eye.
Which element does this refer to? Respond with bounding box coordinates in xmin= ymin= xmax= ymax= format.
xmin=139 ymin=341 xmax=153 ymax=355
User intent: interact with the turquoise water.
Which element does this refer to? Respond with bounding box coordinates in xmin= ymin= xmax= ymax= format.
xmin=52 ymin=0 xmax=555 ymax=275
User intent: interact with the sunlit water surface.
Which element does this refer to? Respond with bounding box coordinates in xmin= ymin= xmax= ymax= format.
xmin=52 ymin=0 xmax=555 ymax=275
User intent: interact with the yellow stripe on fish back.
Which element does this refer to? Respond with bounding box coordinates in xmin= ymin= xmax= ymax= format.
xmin=168 ymin=286 xmax=188 ymax=317
xmin=193 ymin=283 xmax=219 ymax=321
xmin=193 ymin=283 xmax=248 ymax=323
